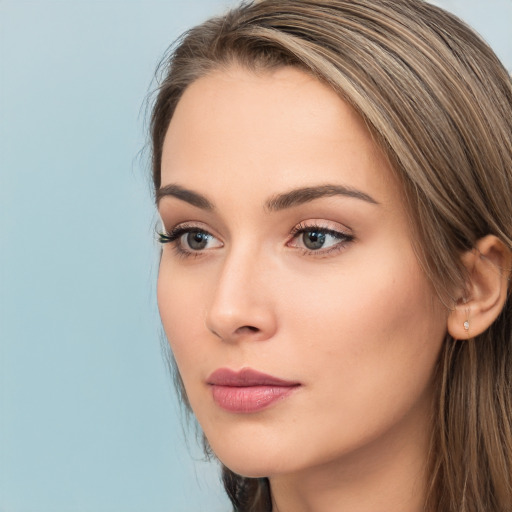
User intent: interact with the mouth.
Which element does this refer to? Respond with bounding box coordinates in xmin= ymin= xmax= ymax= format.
xmin=206 ymin=367 xmax=301 ymax=413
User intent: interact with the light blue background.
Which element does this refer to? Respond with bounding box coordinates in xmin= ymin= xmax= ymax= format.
xmin=0 ymin=1 xmax=510 ymax=511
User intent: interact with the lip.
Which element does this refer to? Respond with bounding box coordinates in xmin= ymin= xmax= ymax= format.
xmin=207 ymin=368 xmax=301 ymax=413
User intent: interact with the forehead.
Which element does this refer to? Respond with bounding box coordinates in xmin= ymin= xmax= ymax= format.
xmin=160 ymin=66 xmax=399 ymax=209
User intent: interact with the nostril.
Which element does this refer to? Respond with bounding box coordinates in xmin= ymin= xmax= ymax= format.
xmin=237 ymin=325 xmax=260 ymax=334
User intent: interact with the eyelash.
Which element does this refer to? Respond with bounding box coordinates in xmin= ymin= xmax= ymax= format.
xmin=157 ymin=223 xmax=214 ymax=258
xmin=157 ymin=222 xmax=354 ymax=258
xmin=288 ymin=222 xmax=354 ymax=256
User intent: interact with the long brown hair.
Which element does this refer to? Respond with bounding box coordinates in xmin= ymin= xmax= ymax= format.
xmin=149 ymin=1 xmax=512 ymax=510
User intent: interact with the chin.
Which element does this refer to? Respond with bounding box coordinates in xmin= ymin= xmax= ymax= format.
xmin=219 ymin=459 xmax=297 ymax=480
xmin=205 ymin=431 xmax=297 ymax=478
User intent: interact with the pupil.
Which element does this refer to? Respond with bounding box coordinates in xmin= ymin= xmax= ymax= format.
xmin=303 ymin=231 xmax=326 ymax=250
xmin=187 ymin=231 xmax=208 ymax=250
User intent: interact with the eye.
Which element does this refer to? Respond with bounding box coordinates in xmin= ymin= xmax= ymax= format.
xmin=182 ymin=230 xmax=214 ymax=251
xmin=158 ymin=225 xmax=223 ymax=255
xmin=300 ymin=230 xmax=330 ymax=250
xmin=288 ymin=223 xmax=354 ymax=254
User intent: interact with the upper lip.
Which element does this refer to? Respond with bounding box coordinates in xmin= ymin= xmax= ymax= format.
xmin=207 ymin=367 xmax=300 ymax=387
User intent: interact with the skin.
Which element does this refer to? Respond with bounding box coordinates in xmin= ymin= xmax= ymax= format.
xmin=157 ymin=66 xmax=449 ymax=512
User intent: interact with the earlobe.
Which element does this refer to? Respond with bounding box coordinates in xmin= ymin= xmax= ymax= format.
xmin=447 ymin=235 xmax=511 ymax=340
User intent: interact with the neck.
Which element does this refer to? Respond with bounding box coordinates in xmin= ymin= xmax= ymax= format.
xmin=269 ymin=406 xmax=431 ymax=512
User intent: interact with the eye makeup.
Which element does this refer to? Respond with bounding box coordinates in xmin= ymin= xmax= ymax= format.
xmin=158 ymin=217 xmax=355 ymax=260
xmin=287 ymin=221 xmax=355 ymax=256
xmin=158 ymin=221 xmax=222 ymax=258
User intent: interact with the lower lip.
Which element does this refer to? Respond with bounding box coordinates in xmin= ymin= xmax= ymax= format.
xmin=210 ymin=385 xmax=298 ymax=413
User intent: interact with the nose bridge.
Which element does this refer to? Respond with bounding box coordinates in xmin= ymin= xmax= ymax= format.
xmin=205 ymin=241 xmax=276 ymax=342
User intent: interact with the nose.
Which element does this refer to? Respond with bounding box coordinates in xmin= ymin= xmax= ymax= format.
xmin=204 ymin=248 xmax=278 ymax=343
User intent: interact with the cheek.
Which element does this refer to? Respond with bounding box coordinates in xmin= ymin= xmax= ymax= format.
xmin=283 ymin=254 xmax=438 ymax=350
xmin=283 ymin=246 xmax=447 ymax=425
xmin=157 ymin=265 xmax=210 ymax=381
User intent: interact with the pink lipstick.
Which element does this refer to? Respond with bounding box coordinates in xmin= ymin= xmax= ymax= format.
xmin=207 ymin=368 xmax=300 ymax=413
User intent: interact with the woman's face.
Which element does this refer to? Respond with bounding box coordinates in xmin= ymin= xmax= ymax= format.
xmin=157 ymin=66 xmax=448 ymax=478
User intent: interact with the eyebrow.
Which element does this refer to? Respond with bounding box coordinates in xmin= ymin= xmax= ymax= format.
xmin=156 ymin=184 xmax=214 ymax=210
xmin=156 ymin=183 xmax=378 ymax=210
xmin=265 ymin=184 xmax=378 ymax=211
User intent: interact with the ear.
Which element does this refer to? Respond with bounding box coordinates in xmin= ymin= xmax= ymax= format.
xmin=448 ymin=235 xmax=511 ymax=340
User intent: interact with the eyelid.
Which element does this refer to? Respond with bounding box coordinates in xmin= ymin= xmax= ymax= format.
xmin=289 ymin=219 xmax=353 ymax=238
xmin=158 ymin=219 xmax=219 ymax=239
xmin=287 ymin=219 xmax=355 ymax=255
xmin=157 ymin=221 xmax=223 ymax=257
xmin=157 ymin=218 xmax=354 ymax=258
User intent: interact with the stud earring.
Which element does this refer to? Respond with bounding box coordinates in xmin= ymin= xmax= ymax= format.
xmin=463 ymin=305 xmax=471 ymax=335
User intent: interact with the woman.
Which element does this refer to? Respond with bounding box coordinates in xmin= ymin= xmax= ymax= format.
xmin=149 ymin=0 xmax=512 ymax=510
